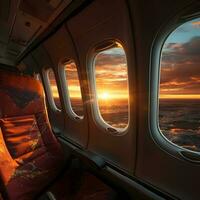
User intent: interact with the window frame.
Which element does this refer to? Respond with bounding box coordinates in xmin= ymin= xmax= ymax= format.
xmin=150 ymin=15 xmax=200 ymax=163
xmin=58 ymin=59 xmax=84 ymax=121
xmin=42 ymin=67 xmax=61 ymax=112
xmin=33 ymin=73 xmax=41 ymax=81
xmin=87 ymin=39 xmax=130 ymax=135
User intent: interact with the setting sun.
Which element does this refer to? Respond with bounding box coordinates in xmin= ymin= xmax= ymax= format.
xmin=99 ymin=92 xmax=110 ymax=100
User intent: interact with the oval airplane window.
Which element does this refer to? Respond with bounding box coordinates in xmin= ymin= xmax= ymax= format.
xmin=159 ymin=18 xmax=200 ymax=152
xmin=93 ymin=41 xmax=129 ymax=131
xmin=63 ymin=60 xmax=84 ymax=118
xmin=47 ymin=68 xmax=61 ymax=110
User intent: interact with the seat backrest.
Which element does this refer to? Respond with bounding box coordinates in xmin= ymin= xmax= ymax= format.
xmin=0 ymin=71 xmax=44 ymax=118
xmin=0 ymin=70 xmax=61 ymax=184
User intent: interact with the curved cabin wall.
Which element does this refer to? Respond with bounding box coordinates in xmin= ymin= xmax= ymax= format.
xmin=22 ymin=0 xmax=200 ymax=199
xmin=43 ymin=26 xmax=88 ymax=147
xmin=29 ymin=26 xmax=88 ymax=147
xmin=34 ymin=1 xmax=136 ymax=170
xmin=31 ymin=45 xmax=66 ymax=134
xmin=27 ymin=0 xmax=136 ymax=171
xmin=129 ymin=0 xmax=200 ymax=200
xmin=66 ymin=0 xmax=136 ymax=172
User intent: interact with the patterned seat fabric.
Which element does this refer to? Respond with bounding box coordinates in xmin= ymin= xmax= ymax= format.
xmin=0 ymin=71 xmax=64 ymax=200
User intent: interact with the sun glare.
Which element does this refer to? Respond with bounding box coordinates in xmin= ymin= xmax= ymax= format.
xmin=99 ymin=92 xmax=110 ymax=100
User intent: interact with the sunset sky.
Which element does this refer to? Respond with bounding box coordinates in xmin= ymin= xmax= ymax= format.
xmin=49 ymin=63 xmax=83 ymax=99
xmin=95 ymin=46 xmax=129 ymax=101
xmin=49 ymin=17 xmax=200 ymax=103
xmin=48 ymin=69 xmax=59 ymax=98
xmin=160 ymin=18 xmax=200 ymax=99
xmin=64 ymin=61 xmax=83 ymax=99
xmin=49 ymin=45 xmax=129 ymax=103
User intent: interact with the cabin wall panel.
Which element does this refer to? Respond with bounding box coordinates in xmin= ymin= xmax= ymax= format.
xmin=20 ymin=0 xmax=200 ymax=198
xmin=128 ymin=0 xmax=200 ymax=199
xmin=43 ymin=26 xmax=76 ymax=66
xmin=67 ymin=0 xmax=136 ymax=172
xmin=31 ymin=46 xmax=65 ymax=135
xmin=42 ymin=25 xmax=89 ymax=147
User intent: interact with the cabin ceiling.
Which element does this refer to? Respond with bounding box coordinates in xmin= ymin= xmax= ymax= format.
xmin=0 ymin=0 xmax=74 ymax=67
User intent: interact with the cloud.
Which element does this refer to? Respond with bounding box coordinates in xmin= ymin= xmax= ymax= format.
xmin=95 ymin=53 xmax=127 ymax=67
xmin=65 ymin=62 xmax=81 ymax=81
xmin=48 ymin=49 xmax=129 ymax=99
xmin=160 ymin=36 xmax=200 ymax=95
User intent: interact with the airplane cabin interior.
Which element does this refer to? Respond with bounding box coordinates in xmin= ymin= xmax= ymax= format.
xmin=0 ymin=0 xmax=200 ymax=199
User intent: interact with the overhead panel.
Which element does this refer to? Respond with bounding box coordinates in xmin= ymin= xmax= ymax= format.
xmin=10 ymin=11 xmax=43 ymax=46
xmin=0 ymin=0 xmax=73 ymax=67
xmin=20 ymin=0 xmax=63 ymax=22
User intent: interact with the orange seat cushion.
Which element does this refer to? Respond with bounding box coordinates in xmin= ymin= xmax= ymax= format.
xmin=0 ymin=70 xmax=64 ymax=200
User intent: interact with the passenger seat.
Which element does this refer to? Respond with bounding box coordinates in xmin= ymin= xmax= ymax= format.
xmin=0 ymin=70 xmax=64 ymax=200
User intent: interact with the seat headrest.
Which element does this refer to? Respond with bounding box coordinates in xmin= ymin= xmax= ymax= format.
xmin=0 ymin=71 xmax=44 ymax=118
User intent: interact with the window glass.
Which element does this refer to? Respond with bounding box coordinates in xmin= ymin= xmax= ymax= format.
xmin=159 ymin=18 xmax=200 ymax=152
xmin=64 ymin=61 xmax=84 ymax=117
xmin=47 ymin=68 xmax=61 ymax=109
xmin=94 ymin=42 xmax=129 ymax=130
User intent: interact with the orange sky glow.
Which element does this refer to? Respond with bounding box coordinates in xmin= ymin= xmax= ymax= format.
xmin=48 ymin=25 xmax=200 ymax=102
xmin=159 ymin=21 xmax=200 ymax=100
xmin=160 ymin=94 xmax=200 ymax=99
xmin=49 ymin=46 xmax=129 ymax=103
